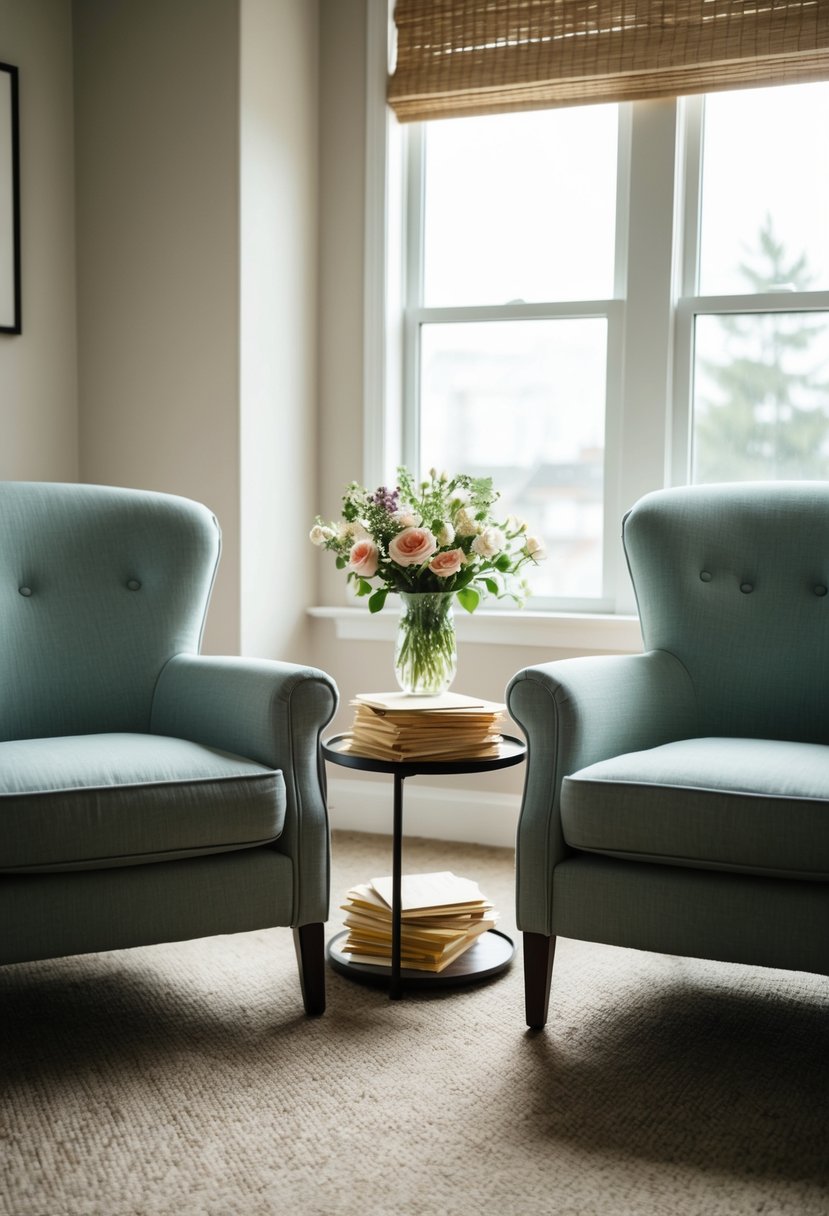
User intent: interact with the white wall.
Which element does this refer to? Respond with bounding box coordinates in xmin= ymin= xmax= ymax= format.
xmin=0 ymin=0 xmax=78 ymax=484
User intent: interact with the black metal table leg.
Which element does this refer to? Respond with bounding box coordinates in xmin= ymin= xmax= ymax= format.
xmin=322 ymin=734 xmax=525 ymax=997
xmin=390 ymin=771 xmax=404 ymax=999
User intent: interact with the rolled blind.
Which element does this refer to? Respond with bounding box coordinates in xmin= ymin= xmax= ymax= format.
xmin=388 ymin=0 xmax=829 ymax=122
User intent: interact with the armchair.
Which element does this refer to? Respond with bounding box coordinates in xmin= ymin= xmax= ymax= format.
xmin=507 ymin=482 xmax=829 ymax=1029
xmin=0 ymin=482 xmax=338 ymax=1015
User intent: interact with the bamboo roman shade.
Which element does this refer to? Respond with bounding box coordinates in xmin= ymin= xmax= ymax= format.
xmin=388 ymin=0 xmax=829 ymax=121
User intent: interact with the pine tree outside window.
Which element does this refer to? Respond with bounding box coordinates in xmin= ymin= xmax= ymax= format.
xmin=687 ymin=84 xmax=829 ymax=487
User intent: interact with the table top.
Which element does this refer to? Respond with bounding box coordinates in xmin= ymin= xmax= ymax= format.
xmin=322 ymin=732 xmax=526 ymax=777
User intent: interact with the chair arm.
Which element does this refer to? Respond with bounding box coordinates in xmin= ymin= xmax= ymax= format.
xmin=506 ymin=649 xmax=697 ymax=934
xmin=151 ymin=654 xmax=339 ymax=926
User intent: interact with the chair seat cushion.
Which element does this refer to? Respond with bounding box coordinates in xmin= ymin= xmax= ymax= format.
xmin=0 ymin=733 xmax=285 ymax=873
xmin=561 ymin=737 xmax=829 ymax=880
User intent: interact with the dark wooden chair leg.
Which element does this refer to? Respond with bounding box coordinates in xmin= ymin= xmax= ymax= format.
xmin=293 ymin=922 xmax=326 ymax=1017
xmin=523 ymin=932 xmax=556 ymax=1029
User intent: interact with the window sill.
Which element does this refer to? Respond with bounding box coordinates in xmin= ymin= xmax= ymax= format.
xmin=308 ymin=605 xmax=642 ymax=653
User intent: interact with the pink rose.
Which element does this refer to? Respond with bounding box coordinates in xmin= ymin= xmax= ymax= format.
xmin=388 ymin=526 xmax=438 ymax=567
xmin=429 ymin=548 xmax=465 ymax=578
xmin=348 ymin=538 xmax=379 ymax=578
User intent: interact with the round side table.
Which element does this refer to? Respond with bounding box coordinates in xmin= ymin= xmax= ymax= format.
xmin=322 ymin=733 xmax=526 ymax=1000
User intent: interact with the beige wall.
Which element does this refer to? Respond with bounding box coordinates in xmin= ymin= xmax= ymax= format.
xmin=2 ymin=0 xmax=323 ymax=661
xmin=314 ymin=0 xmax=375 ymax=714
xmin=317 ymin=0 xmax=366 ymax=584
xmin=73 ymin=0 xmax=321 ymax=661
xmin=73 ymin=0 xmax=242 ymax=654
xmin=240 ymin=0 xmax=319 ymax=661
xmin=0 ymin=0 xmax=78 ymax=483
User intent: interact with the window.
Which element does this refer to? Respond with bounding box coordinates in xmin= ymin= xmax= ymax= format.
xmin=379 ymin=79 xmax=829 ymax=612
xmin=405 ymin=105 xmax=622 ymax=609
xmin=685 ymin=83 xmax=829 ymax=487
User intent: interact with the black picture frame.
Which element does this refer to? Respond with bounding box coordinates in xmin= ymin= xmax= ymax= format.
xmin=0 ymin=62 xmax=20 ymax=335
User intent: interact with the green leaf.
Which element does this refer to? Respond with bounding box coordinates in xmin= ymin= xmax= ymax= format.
xmin=495 ymin=553 xmax=512 ymax=572
xmin=368 ymin=588 xmax=389 ymax=614
xmin=335 ymin=555 xmax=347 ymax=570
xmin=484 ymin=577 xmax=499 ymax=595
xmin=457 ymin=587 xmax=480 ymax=614
xmin=356 ymin=578 xmax=372 ymax=597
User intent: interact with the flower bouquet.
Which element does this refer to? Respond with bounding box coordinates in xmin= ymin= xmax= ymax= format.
xmin=310 ymin=468 xmax=544 ymax=694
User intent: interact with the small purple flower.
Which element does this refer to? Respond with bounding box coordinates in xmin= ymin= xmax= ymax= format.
xmin=372 ymin=485 xmax=400 ymax=513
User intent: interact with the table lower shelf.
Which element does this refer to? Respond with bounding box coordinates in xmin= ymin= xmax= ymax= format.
xmin=326 ymin=928 xmax=515 ymax=989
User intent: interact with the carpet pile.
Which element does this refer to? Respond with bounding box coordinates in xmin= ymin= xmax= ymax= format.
xmin=2 ymin=830 xmax=827 ymax=1215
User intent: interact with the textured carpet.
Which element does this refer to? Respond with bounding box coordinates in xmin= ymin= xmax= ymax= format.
xmin=2 ymin=830 xmax=828 ymax=1216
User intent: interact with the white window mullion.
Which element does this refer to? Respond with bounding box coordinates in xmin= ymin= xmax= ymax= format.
xmin=411 ymin=300 xmax=618 ymax=324
xmin=602 ymin=104 xmax=632 ymax=611
xmin=683 ymin=290 xmax=829 ymax=316
xmin=402 ymin=124 xmax=425 ymax=476
xmin=678 ymin=96 xmax=704 ymax=297
xmin=402 ymin=310 xmax=421 ymax=476
xmin=603 ymin=302 xmax=626 ymax=608
xmin=670 ymin=96 xmax=704 ymax=485
xmin=613 ymin=104 xmax=633 ymax=300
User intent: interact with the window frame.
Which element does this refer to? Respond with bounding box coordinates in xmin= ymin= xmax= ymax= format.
xmin=401 ymin=113 xmax=629 ymax=613
xmin=364 ymin=5 xmax=829 ymax=623
xmin=672 ymin=101 xmax=829 ymax=484
xmin=366 ymin=93 xmax=678 ymax=616
xmin=372 ymin=93 xmax=683 ymax=617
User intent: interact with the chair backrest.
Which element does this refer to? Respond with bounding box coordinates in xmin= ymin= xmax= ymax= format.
xmin=623 ymin=481 xmax=829 ymax=742
xmin=0 ymin=482 xmax=220 ymax=741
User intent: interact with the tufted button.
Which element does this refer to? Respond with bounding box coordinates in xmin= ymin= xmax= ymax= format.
xmin=18 ymin=586 xmax=32 ymax=597
xmin=699 ymin=570 xmax=712 ymax=582
xmin=740 ymin=582 xmax=753 ymax=594
xmin=815 ymin=585 xmax=827 ymax=597
xmin=126 ymin=579 xmax=142 ymax=591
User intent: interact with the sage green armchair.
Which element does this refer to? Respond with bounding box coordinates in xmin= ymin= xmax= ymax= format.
xmin=507 ymin=482 xmax=829 ymax=1029
xmin=0 ymin=482 xmax=338 ymax=1015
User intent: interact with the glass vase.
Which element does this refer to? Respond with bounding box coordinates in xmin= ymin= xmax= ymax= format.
xmin=393 ymin=591 xmax=457 ymax=696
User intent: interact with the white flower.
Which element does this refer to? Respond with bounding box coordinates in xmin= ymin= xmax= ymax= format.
xmin=451 ymin=487 xmax=471 ymax=507
xmin=333 ymin=518 xmax=369 ymax=544
xmin=393 ymin=509 xmax=421 ymax=528
xmin=454 ymin=507 xmax=479 ymax=537
xmin=436 ymin=521 xmax=455 ymax=546
xmin=472 ymin=526 xmax=506 ymax=559
xmin=525 ymin=535 xmax=546 ymax=561
xmin=309 ymin=524 xmax=334 ymax=546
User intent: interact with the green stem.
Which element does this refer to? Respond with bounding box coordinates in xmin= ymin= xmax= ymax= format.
xmin=394 ymin=592 xmax=457 ymax=695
